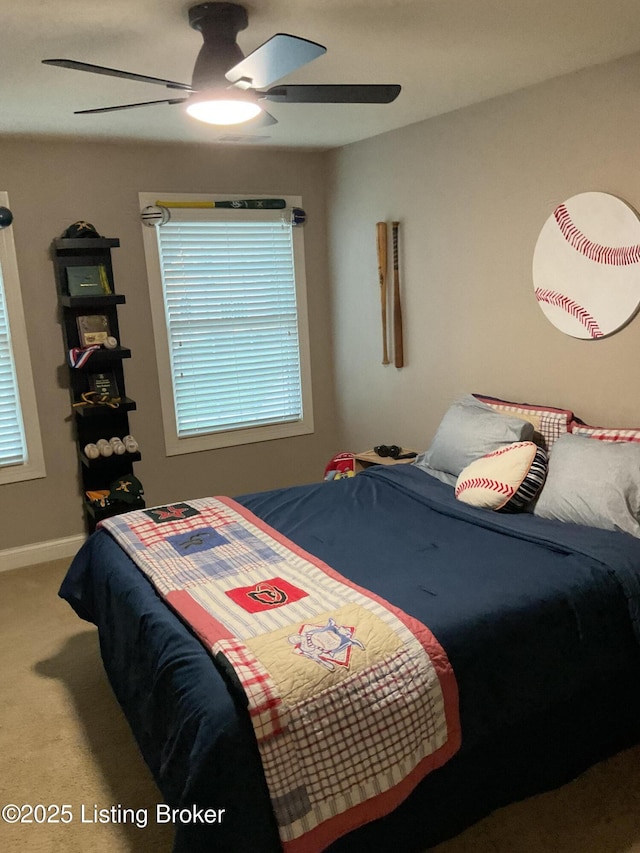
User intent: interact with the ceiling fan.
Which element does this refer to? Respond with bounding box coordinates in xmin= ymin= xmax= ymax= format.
xmin=42 ymin=1 xmax=401 ymax=128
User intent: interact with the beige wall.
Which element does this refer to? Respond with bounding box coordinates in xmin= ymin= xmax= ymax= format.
xmin=0 ymin=139 xmax=336 ymax=550
xmin=6 ymin=50 xmax=640 ymax=553
xmin=326 ymin=52 xmax=640 ymax=454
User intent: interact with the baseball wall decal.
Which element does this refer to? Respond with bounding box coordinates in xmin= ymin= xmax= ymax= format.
xmin=532 ymin=192 xmax=640 ymax=339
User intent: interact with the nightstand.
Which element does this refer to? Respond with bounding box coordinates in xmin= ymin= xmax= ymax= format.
xmin=354 ymin=449 xmax=418 ymax=472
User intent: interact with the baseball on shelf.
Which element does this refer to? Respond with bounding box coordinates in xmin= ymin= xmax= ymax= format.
xmin=123 ymin=435 xmax=139 ymax=453
xmin=104 ymin=336 xmax=118 ymax=349
xmin=109 ymin=437 xmax=126 ymax=455
xmin=84 ymin=443 xmax=100 ymax=459
xmin=533 ymin=191 xmax=640 ymax=339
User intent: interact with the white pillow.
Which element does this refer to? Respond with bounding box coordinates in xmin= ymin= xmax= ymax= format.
xmin=534 ymin=433 xmax=640 ymax=536
xmin=455 ymin=442 xmax=548 ymax=512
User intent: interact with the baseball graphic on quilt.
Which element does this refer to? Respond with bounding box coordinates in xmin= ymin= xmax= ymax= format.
xmin=533 ymin=191 xmax=640 ymax=339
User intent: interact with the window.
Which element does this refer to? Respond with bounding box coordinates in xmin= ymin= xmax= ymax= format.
xmin=0 ymin=192 xmax=45 ymax=484
xmin=140 ymin=193 xmax=313 ymax=455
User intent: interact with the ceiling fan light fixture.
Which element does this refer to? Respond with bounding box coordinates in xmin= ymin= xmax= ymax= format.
xmin=185 ymin=89 xmax=262 ymax=125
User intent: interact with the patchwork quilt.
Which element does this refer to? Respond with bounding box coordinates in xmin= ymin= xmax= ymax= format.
xmin=99 ymin=497 xmax=461 ymax=852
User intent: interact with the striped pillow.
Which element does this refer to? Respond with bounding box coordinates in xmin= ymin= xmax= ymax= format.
xmin=570 ymin=421 xmax=640 ymax=443
xmin=473 ymin=394 xmax=573 ymax=452
xmin=455 ymin=441 xmax=548 ymax=512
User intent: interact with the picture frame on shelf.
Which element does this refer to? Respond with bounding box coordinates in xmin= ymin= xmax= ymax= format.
xmin=88 ymin=370 xmax=119 ymax=399
xmin=66 ymin=264 xmax=112 ymax=297
xmin=77 ymin=314 xmax=110 ymax=346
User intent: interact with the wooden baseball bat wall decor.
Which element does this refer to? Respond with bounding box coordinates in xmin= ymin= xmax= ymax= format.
xmin=392 ymin=221 xmax=404 ymax=368
xmin=376 ymin=222 xmax=390 ymax=364
xmin=154 ymin=198 xmax=286 ymax=209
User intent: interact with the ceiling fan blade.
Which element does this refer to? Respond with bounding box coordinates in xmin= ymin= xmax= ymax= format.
xmin=225 ymin=34 xmax=326 ymax=89
xmin=262 ymin=84 xmax=401 ymax=104
xmin=42 ymin=59 xmax=193 ymax=91
xmin=74 ymin=98 xmax=188 ymax=115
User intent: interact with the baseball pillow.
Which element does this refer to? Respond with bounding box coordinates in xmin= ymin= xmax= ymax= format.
xmin=455 ymin=441 xmax=548 ymax=512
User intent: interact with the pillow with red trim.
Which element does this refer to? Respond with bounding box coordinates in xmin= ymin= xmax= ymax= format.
xmin=473 ymin=393 xmax=573 ymax=452
xmin=455 ymin=441 xmax=548 ymax=512
xmin=570 ymin=420 xmax=640 ymax=443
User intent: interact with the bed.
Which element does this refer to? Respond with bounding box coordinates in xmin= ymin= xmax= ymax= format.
xmin=59 ymin=394 xmax=640 ymax=852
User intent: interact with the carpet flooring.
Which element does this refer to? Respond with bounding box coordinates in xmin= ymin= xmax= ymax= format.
xmin=2 ymin=558 xmax=640 ymax=852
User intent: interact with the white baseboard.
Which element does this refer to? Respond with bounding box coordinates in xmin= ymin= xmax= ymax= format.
xmin=0 ymin=533 xmax=86 ymax=572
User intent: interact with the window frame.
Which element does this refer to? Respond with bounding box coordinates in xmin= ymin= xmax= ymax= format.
xmin=140 ymin=192 xmax=314 ymax=456
xmin=0 ymin=191 xmax=45 ymax=485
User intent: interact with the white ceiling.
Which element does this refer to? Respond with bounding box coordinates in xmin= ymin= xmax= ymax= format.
xmin=6 ymin=0 xmax=640 ymax=150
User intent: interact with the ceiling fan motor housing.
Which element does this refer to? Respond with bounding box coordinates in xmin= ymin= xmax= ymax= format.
xmin=189 ymin=2 xmax=248 ymax=88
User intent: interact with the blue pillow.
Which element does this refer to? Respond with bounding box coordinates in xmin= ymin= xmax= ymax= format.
xmin=414 ymin=395 xmax=535 ymax=478
xmin=534 ymin=432 xmax=640 ymax=537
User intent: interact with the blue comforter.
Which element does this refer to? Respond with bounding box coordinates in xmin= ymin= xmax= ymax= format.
xmin=59 ymin=464 xmax=640 ymax=852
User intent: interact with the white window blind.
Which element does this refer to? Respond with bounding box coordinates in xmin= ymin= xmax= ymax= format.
xmin=157 ymin=219 xmax=303 ymax=437
xmin=0 ymin=263 xmax=26 ymax=467
xmin=141 ymin=192 xmax=313 ymax=455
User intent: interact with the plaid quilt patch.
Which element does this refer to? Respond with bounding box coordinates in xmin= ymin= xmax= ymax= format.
xmin=99 ymin=497 xmax=460 ymax=853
